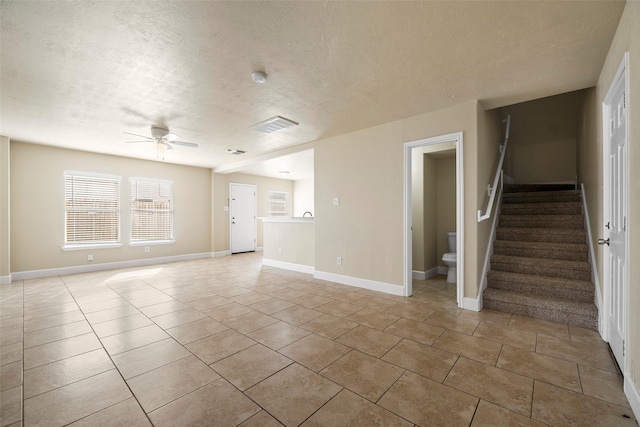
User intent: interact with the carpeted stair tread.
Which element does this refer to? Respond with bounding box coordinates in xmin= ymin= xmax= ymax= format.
xmin=483 ymin=288 xmax=598 ymax=329
xmin=496 ymin=227 xmax=586 ymax=244
xmin=487 ymin=270 xmax=593 ymax=302
xmin=501 ymin=202 xmax=582 ymax=215
xmin=499 ymin=214 xmax=584 ymax=229
xmin=502 ymin=191 xmax=581 ymax=204
xmin=493 ymin=240 xmax=588 ymax=261
xmin=504 ymin=184 xmax=577 ymax=193
xmin=491 ymin=254 xmax=591 ymax=281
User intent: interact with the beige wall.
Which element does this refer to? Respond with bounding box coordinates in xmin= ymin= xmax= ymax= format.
xmin=315 ymin=101 xmax=484 ymax=297
xmin=422 ymin=154 xmax=438 ymax=271
xmin=436 ymin=156 xmax=456 ymax=266
xmin=263 ymin=221 xmax=314 ymax=266
xmin=9 ymin=142 xmax=212 ymax=272
xmin=212 ymin=173 xmax=227 ymax=254
xmin=591 ymin=1 xmax=640 ymax=394
xmin=503 ymin=91 xmax=583 ymax=184
xmin=0 ymin=137 xmax=9 ymax=279
xmin=216 ymin=173 xmax=293 ymax=252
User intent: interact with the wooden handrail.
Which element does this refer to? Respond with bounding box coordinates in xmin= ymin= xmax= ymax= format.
xmin=477 ymin=115 xmax=511 ymax=222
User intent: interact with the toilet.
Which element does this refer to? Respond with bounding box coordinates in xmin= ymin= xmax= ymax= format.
xmin=442 ymin=232 xmax=457 ymax=283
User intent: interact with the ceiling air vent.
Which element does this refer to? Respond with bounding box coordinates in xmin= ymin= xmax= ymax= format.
xmin=250 ymin=116 xmax=298 ymax=134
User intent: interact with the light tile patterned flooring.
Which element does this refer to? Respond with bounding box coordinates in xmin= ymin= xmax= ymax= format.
xmin=0 ymin=253 xmax=636 ymax=426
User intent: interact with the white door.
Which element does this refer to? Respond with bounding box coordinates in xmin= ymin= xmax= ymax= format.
xmin=230 ymin=183 xmax=256 ymax=254
xmin=602 ymin=56 xmax=628 ymax=369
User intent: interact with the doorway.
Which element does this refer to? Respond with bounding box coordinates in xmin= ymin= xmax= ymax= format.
xmin=602 ymin=52 xmax=629 ymax=371
xmin=229 ymin=183 xmax=257 ymax=254
xmin=404 ymin=132 xmax=464 ymax=303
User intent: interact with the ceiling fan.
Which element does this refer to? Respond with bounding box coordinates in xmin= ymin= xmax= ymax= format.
xmin=124 ymin=127 xmax=198 ymax=153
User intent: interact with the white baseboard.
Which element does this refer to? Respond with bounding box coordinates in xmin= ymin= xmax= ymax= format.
xmin=463 ymin=295 xmax=482 ymax=312
xmin=412 ymin=270 xmax=426 ymax=280
xmin=213 ymin=250 xmax=231 ymax=257
xmin=314 ymin=270 xmax=405 ymax=296
xmin=0 ymin=275 xmax=11 ymax=285
xmin=624 ymin=376 xmax=640 ymax=422
xmin=256 ymin=247 xmax=264 ymax=252
xmin=11 ymin=252 xmax=214 ymax=281
xmin=413 ymin=267 xmax=443 ymax=281
xmin=262 ymin=258 xmax=314 ymax=275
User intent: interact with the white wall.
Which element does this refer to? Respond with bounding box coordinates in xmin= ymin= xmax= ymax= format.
xmin=293 ymin=179 xmax=314 ymax=217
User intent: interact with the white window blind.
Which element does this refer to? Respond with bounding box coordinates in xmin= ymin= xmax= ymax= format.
xmin=267 ymin=191 xmax=289 ymax=216
xmin=130 ymin=178 xmax=173 ymax=242
xmin=65 ymin=173 xmax=121 ymax=245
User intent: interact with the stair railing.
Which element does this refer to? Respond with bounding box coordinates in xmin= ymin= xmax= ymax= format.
xmin=478 ymin=115 xmax=511 ymax=222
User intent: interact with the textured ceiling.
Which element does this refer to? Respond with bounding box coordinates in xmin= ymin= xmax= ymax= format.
xmin=0 ymin=1 xmax=625 ymax=174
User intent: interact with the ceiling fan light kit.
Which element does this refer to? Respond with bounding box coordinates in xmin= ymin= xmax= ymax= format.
xmin=124 ymin=126 xmax=198 ymax=159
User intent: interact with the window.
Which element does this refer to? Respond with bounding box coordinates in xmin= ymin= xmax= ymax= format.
xmin=130 ymin=178 xmax=174 ymax=244
xmin=64 ymin=172 xmax=121 ymax=248
xmin=267 ymin=191 xmax=289 ymax=216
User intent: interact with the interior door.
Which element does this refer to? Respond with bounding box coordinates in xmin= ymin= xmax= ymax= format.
xmin=230 ymin=183 xmax=256 ymax=254
xmin=603 ymin=66 xmax=627 ymax=369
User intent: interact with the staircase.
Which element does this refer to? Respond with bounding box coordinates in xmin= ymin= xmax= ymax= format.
xmin=483 ymin=184 xmax=598 ymax=330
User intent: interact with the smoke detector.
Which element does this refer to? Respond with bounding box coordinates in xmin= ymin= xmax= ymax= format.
xmin=251 ymin=71 xmax=267 ymax=84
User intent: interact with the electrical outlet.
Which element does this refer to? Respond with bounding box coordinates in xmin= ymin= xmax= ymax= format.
xmin=337 ymin=256 xmax=342 ymax=266
xmin=87 ymin=254 xmax=93 ymax=262
xmin=144 ymin=246 xmax=150 ymax=253
xmin=333 ymin=197 xmax=340 ymax=206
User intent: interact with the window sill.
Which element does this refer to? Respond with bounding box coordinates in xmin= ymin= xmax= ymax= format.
xmin=129 ymin=240 xmax=175 ymax=247
xmin=62 ymin=243 xmax=123 ymax=251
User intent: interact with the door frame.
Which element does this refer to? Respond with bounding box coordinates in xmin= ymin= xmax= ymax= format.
xmin=601 ymin=52 xmax=629 ymax=370
xmin=229 ymin=183 xmax=257 ymax=254
xmin=403 ymin=131 xmax=464 ymax=302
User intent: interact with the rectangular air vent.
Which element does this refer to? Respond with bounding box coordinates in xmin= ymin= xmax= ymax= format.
xmin=250 ymin=116 xmax=298 ymax=134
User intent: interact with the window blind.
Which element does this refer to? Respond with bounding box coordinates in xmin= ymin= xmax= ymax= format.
xmin=130 ymin=178 xmax=173 ymax=242
xmin=65 ymin=173 xmax=121 ymax=244
xmin=267 ymin=191 xmax=288 ymax=216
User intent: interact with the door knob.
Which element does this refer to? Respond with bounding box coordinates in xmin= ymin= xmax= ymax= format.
xmin=598 ymin=238 xmax=610 ymax=246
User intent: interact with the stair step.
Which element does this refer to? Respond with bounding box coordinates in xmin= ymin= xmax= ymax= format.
xmin=499 ymin=215 xmax=584 ymax=229
xmin=501 ymin=202 xmax=582 ymax=215
xmin=496 ymin=227 xmax=586 ymax=244
xmin=487 ymin=270 xmax=593 ymax=302
xmin=493 ymin=240 xmax=588 ymax=261
xmin=483 ymin=288 xmax=597 ymax=330
xmin=502 ymin=191 xmax=581 ymax=204
xmin=504 ymin=184 xmax=577 ymax=193
xmin=490 ymin=254 xmax=591 ymax=281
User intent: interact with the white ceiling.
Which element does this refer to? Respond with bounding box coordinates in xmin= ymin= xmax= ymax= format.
xmin=0 ymin=1 xmax=625 ymax=177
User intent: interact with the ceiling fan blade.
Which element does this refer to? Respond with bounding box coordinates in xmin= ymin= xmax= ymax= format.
xmin=170 ymin=140 xmax=198 ymax=148
xmin=126 ymin=140 xmax=152 ymax=143
xmin=164 ymin=133 xmax=180 ymax=141
xmin=123 ymin=132 xmax=153 ymax=140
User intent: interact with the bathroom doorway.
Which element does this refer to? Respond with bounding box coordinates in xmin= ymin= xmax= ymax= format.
xmin=403 ymin=132 xmax=464 ymax=305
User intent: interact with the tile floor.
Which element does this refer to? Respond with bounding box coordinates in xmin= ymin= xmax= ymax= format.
xmin=0 ymin=253 xmax=637 ymax=426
